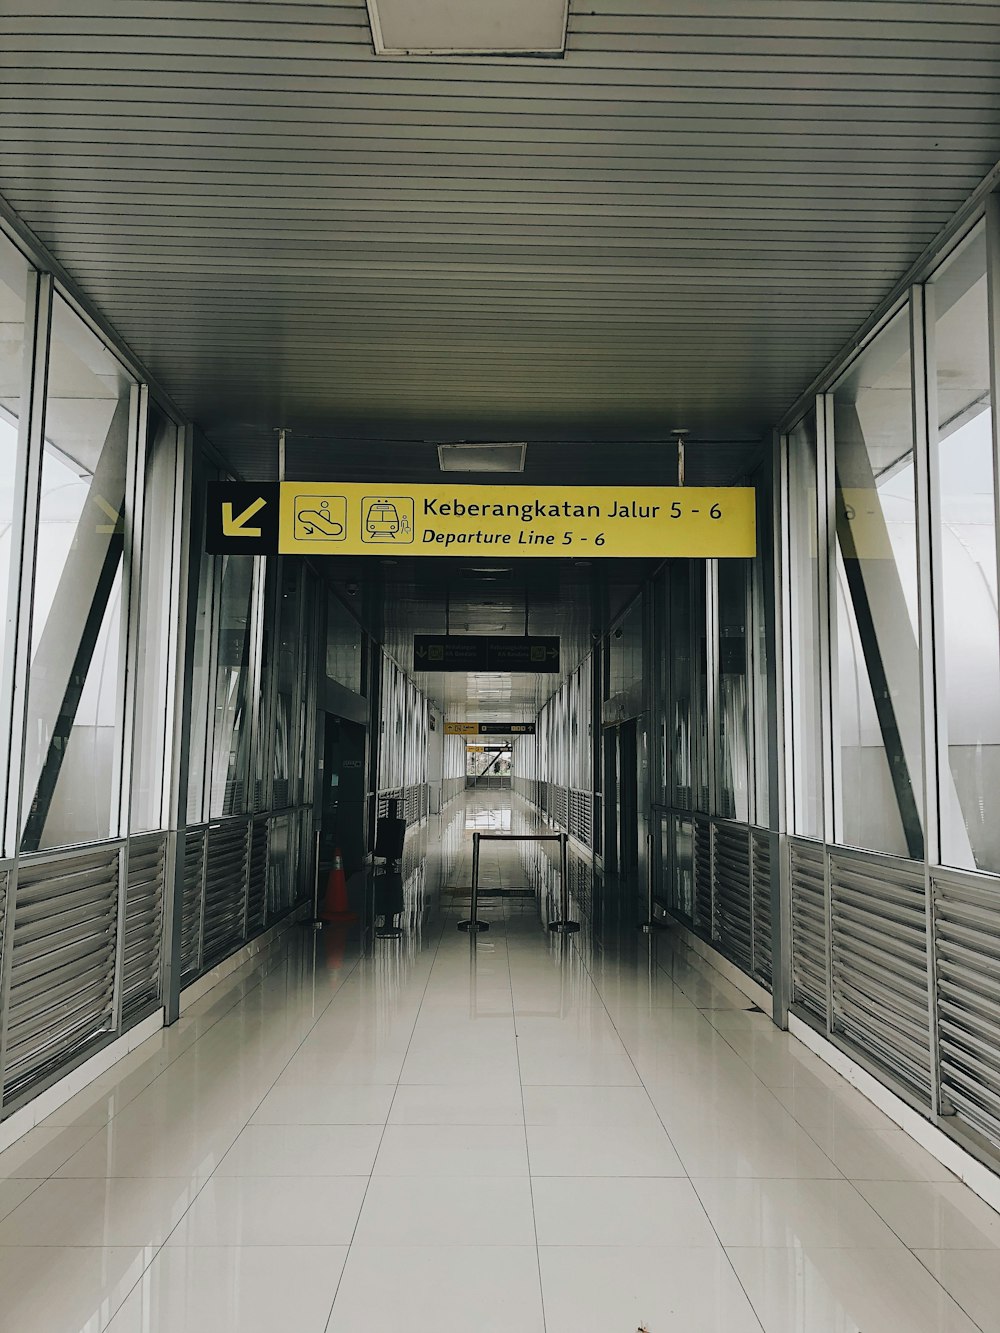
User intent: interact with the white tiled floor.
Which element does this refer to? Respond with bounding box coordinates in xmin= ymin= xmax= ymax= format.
xmin=0 ymin=792 xmax=998 ymax=1332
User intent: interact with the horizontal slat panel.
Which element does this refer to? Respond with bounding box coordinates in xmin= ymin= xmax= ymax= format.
xmin=751 ymin=827 xmax=772 ymax=988
xmin=180 ymin=827 xmax=206 ymax=980
xmin=122 ymin=833 xmax=165 ymax=1021
xmin=692 ymin=815 xmax=712 ymax=938
xmin=3 ymin=847 xmax=119 ymax=1101
xmin=934 ymin=871 xmax=1000 ymax=1152
xmin=713 ymin=821 xmax=752 ymax=974
xmin=830 ymin=850 xmax=931 ymax=1104
xmin=202 ymin=820 xmax=249 ymax=967
xmin=790 ymin=838 xmax=827 ymax=1022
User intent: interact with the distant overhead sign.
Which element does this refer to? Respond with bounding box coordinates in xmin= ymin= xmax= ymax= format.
xmin=445 ymin=721 xmax=537 ymax=735
xmin=415 ymin=636 xmax=559 ymax=674
xmin=273 ymin=483 xmax=756 ymax=559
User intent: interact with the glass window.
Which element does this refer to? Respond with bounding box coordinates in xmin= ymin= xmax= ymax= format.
xmin=0 ymin=236 xmax=28 ymax=814
xmin=718 ymin=560 xmax=750 ymax=822
xmin=22 ymin=295 xmax=133 ymax=851
xmin=130 ymin=406 xmax=178 ymax=831
xmin=929 ymin=224 xmax=1000 ymax=873
xmin=787 ymin=410 xmax=824 ymax=836
xmin=209 ymin=555 xmax=254 ymax=818
xmin=832 ymin=307 xmax=923 ymax=858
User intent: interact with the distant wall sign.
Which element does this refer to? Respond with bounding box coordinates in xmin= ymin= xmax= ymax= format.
xmin=208 ymin=483 xmax=755 ymax=557
xmin=417 ymin=637 xmax=559 ymax=674
xmin=445 ymin=722 xmax=537 ymax=735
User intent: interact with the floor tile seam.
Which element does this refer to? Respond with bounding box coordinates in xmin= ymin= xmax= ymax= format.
xmin=168 ymin=950 xmax=369 ymax=1183
xmin=865 ymin=1210 xmax=995 ymax=1332
xmin=93 ymin=932 xmax=357 ymax=1141
xmin=670 ymin=978 xmax=975 ymax=1319
xmin=111 ymin=940 xmax=368 ymax=1296
xmin=564 ymin=932 xmax=768 ymax=1333
xmin=722 ymin=1242 xmax=991 ymax=1333
xmin=503 ymin=892 xmax=549 ymax=1333
xmin=321 ymin=905 xmax=453 ymax=1333
xmin=87 ymin=1170 xmax=218 ymax=1329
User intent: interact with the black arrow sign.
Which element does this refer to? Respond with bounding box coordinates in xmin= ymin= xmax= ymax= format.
xmin=413 ymin=635 xmax=560 ymax=674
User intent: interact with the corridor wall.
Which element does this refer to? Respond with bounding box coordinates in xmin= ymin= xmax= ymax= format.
xmin=777 ymin=205 xmax=1000 ymax=1166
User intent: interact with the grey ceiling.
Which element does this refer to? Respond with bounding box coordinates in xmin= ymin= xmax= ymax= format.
xmin=4 ymin=1 xmax=1000 ymax=481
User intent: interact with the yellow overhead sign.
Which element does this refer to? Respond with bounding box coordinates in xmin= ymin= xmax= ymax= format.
xmin=278 ymin=484 xmax=755 ymax=558
xmin=445 ymin=722 xmax=480 ymax=735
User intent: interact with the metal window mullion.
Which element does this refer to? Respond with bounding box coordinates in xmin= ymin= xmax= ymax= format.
xmin=115 ymin=384 xmax=147 ymax=841
xmin=985 ymin=193 xmax=1000 ymax=787
xmin=289 ymin=561 xmax=306 ymax=808
xmin=912 ymin=283 xmax=946 ymax=1120
xmin=244 ymin=555 xmax=267 ymax=813
xmin=262 ymin=558 xmax=281 ymax=813
xmin=818 ymin=393 xmax=838 ymax=1035
xmin=772 ymin=430 xmax=792 ymax=1026
xmin=3 ymin=272 xmax=52 ymax=858
xmin=162 ymin=423 xmax=195 ymax=1024
xmin=203 ymin=542 xmax=223 ymax=824
xmin=817 ymin=394 xmax=837 ymax=846
xmin=0 ymin=273 xmax=51 ymax=1105
xmin=705 ymin=557 xmax=719 ymax=940
xmin=197 ymin=540 xmax=224 ymax=970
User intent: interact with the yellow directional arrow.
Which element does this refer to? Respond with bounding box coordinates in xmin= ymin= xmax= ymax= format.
xmin=222 ymin=497 xmax=267 ymax=537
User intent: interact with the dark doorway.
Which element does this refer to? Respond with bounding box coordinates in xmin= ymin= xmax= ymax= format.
xmin=320 ymin=714 xmax=367 ymax=877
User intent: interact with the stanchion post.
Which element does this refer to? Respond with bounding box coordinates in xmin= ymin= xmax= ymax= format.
xmin=458 ymin=831 xmax=489 ymax=933
xmin=549 ymin=831 xmax=580 ymax=934
xmin=307 ymin=827 xmax=323 ymax=930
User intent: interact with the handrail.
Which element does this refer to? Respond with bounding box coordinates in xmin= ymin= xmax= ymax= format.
xmin=458 ymin=832 xmax=579 ymax=935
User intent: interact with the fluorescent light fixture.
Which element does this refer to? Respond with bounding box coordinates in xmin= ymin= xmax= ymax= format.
xmin=367 ymin=0 xmax=568 ymax=56
xmin=438 ymin=442 xmax=527 ymax=473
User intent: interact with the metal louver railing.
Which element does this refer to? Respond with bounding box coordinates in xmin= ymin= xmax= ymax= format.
xmin=789 ymin=838 xmax=827 ymax=1023
xmin=830 ymin=849 xmax=931 ymax=1105
xmin=712 ymin=822 xmax=752 ymax=973
xmin=180 ymin=827 xmax=206 ymax=981
xmin=202 ymin=819 xmax=250 ymax=967
xmin=750 ymin=828 xmax=773 ymax=988
xmin=247 ymin=818 xmax=269 ymax=936
xmin=121 ymin=834 xmax=166 ymax=1024
xmin=692 ymin=815 xmax=712 ymax=937
xmin=933 ymin=869 xmax=1000 ymax=1150
xmin=568 ymin=789 xmax=593 ymax=848
xmin=2 ymin=847 xmax=120 ymax=1103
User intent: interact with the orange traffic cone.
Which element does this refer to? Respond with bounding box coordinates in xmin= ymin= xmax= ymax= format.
xmin=320 ymin=847 xmax=357 ymax=924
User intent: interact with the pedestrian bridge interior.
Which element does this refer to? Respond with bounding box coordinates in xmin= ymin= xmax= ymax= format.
xmin=4 ymin=2 xmax=1000 ymax=1331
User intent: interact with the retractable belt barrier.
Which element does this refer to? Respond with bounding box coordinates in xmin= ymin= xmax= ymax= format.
xmin=458 ymin=832 xmax=579 ymax=935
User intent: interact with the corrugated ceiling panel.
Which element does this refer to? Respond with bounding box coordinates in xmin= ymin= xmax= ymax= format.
xmin=3 ymin=0 xmax=1000 ymax=473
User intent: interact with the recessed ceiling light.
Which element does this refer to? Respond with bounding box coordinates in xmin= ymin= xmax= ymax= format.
xmin=367 ymin=0 xmax=568 ymax=56
xmin=438 ymin=442 xmax=527 ymax=473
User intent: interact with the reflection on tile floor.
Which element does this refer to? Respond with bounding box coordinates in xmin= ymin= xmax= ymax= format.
xmin=0 ymin=792 xmax=997 ymax=1332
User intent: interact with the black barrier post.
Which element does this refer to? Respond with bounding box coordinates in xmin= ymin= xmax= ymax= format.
xmin=458 ymin=831 xmax=489 ymax=933
xmin=548 ymin=832 xmax=580 ymax=934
